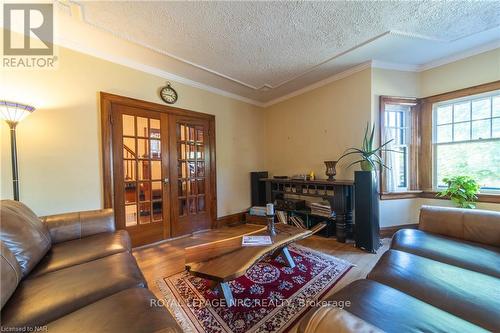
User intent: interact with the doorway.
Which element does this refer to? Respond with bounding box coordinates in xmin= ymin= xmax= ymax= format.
xmin=101 ymin=93 xmax=216 ymax=246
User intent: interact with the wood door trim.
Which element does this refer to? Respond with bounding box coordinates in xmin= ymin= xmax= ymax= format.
xmin=100 ymin=92 xmax=217 ymax=229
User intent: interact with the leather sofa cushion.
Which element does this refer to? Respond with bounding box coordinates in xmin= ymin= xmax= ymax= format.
xmin=46 ymin=288 xmax=182 ymax=333
xmin=42 ymin=209 xmax=115 ymax=244
xmin=419 ymin=205 xmax=500 ymax=247
xmin=301 ymin=305 xmax=383 ymax=333
xmin=1 ymin=252 xmax=146 ymax=329
xmin=391 ymin=229 xmax=500 ymax=278
xmin=0 ymin=242 xmax=22 ymax=309
xmin=29 ymin=230 xmax=131 ymax=278
xmin=302 ymin=279 xmax=486 ymax=333
xmin=0 ymin=200 xmax=51 ymax=277
xmin=368 ymin=249 xmax=500 ymax=331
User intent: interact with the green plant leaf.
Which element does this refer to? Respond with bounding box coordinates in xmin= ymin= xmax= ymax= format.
xmin=439 ymin=175 xmax=480 ymax=209
xmin=369 ymin=124 xmax=375 ymax=151
xmin=346 ymin=159 xmax=366 ymax=169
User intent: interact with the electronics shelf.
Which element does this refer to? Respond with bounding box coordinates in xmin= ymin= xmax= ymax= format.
xmin=261 ymin=178 xmax=354 ymax=242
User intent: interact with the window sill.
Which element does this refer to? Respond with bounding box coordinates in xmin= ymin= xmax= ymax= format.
xmin=380 ymin=191 xmax=422 ymax=200
xmin=380 ymin=191 xmax=500 ymax=204
xmin=420 ymin=191 xmax=500 ymax=204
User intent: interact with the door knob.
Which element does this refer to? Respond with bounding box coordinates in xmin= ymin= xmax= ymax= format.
xmin=164 ymin=178 xmax=170 ymax=184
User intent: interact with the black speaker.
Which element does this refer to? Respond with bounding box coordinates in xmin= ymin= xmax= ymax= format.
xmin=251 ymin=171 xmax=268 ymax=206
xmin=354 ymin=171 xmax=380 ymax=253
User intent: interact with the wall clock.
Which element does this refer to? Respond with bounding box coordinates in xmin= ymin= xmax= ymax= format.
xmin=160 ymin=82 xmax=178 ymax=104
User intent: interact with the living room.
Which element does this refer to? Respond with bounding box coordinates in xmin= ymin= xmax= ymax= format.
xmin=1 ymin=1 xmax=499 ymax=332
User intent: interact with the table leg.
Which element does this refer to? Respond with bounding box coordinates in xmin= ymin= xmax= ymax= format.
xmin=216 ymin=282 xmax=234 ymax=307
xmin=279 ymin=246 xmax=296 ymax=268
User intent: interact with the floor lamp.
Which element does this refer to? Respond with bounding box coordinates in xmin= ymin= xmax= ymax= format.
xmin=0 ymin=101 xmax=35 ymax=201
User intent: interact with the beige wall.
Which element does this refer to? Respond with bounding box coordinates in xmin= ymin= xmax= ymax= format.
xmin=419 ymin=48 xmax=500 ymax=98
xmin=2 ymin=34 xmax=498 ymax=227
xmin=263 ymin=49 xmax=500 ymax=227
xmin=264 ymin=68 xmax=372 ymax=180
xmin=1 ymin=46 xmax=265 ymax=217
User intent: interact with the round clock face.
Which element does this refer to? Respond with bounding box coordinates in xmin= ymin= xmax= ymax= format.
xmin=160 ymin=85 xmax=178 ymax=104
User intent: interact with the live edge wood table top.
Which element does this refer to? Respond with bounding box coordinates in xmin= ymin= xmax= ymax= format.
xmin=185 ymin=223 xmax=325 ymax=306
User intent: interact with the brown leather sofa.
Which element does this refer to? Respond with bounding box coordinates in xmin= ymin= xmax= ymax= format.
xmin=0 ymin=200 xmax=181 ymax=332
xmin=299 ymin=205 xmax=500 ymax=333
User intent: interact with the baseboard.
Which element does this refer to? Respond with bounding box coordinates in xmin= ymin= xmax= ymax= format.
xmin=216 ymin=211 xmax=246 ymax=228
xmin=380 ymin=223 xmax=418 ymax=238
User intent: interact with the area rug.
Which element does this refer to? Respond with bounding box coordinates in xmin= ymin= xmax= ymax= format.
xmin=156 ymin=244 xmax=353 ymax=333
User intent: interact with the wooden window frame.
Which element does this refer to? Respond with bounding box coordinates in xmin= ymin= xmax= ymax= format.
xmin=379 ymin=96 xmax=420 ymax=199
xmin=418 ymin=80 xmax=500 ymax=204
xmin=100 ymin=92 xmax=218 ymax=227
xmin=379 ymin=81 xmax=500 ymax=204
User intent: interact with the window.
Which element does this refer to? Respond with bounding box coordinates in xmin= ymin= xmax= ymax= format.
xmin=380 ymin=97 xmax=418 ymax=193
xmin=433 ymin=90 xmax=500 ymax=191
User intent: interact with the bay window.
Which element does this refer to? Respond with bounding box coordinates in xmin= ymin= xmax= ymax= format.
xmin=380 ymin=81 xmax=500 ymax=202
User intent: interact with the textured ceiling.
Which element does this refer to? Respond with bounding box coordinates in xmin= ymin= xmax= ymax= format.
xmin=72 ymin=1 xmax=500 ymax=103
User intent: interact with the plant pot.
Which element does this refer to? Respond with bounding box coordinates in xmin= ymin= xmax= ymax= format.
xmin=360 ymin=160 xmax=373 ymax=171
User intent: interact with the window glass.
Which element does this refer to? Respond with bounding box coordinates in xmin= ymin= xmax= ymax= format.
xmin=383 ymin=103 xmax=411 ymax=191
xmin=433 ymin=90 xmax=500 ymax=190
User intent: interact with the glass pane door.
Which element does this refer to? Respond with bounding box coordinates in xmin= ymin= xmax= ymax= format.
xmin=177 ymin=123 xmax=206 ymax=217
xmin=122 ymin=115 xmax=164 ymax=227
xmin=171 ymin=118 xmax=211 ymax=236
xmin=113 ymin=107 xmax=169 ymax=247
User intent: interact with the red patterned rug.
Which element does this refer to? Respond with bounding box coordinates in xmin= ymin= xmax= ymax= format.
xmin=156 ymin=244 xmax=353 ymax=333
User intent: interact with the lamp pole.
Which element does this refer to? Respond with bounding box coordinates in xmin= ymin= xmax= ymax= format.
xmin=0 ymin=101 xmax=36 ymax=201
xmin=8 ymin=121 xmax=19 ymax=200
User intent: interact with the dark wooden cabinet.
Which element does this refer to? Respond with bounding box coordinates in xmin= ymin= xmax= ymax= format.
xmin=262 ymin=178 xmax=354 ymax=241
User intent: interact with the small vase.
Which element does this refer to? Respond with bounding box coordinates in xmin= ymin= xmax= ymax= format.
xmin=360 ymin=160 xmax=373 ymax=171
xmin=324 ymin=161 xmax=337 ymax=181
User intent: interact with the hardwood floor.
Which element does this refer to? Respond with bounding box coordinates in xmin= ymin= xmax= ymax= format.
xmin=133 ymin=223 xmax=390 ymax=332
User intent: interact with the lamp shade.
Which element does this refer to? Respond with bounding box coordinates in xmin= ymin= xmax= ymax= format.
xmin=0 ymin=101 xmax=35 ymax=123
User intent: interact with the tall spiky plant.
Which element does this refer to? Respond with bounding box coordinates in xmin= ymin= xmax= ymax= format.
xmin=337 ymin=123 xmax=395 ymax=171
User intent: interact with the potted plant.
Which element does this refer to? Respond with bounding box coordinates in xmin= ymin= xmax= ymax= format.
xmin=337 ymin=123 xmax=395 ymax=171
xmin=437 ymin=176 xmax=480 ymax=209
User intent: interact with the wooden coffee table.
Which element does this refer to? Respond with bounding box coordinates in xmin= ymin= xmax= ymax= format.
xmin=185 ymin=222 xmax=325 ymax=306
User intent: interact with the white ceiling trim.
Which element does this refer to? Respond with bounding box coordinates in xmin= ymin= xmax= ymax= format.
xmin=56 ymin=31 xmax=499 ymax=109
xmin=51 ymin=1 xmax=500 ymax=109
xmin=417 ymin=39 xmax=500 ymax=72
xmin=370 ymin=60 xmax=421 ymax=72
xmin=261 ymin=61 xmax=372 ymax=107
xmin=73 ymin=1 xmax=486 ymax=92
xmin=373 ymin=39 xmax=500 ymax=73
xmin=56 ymin=34 xmax=267 ymax=107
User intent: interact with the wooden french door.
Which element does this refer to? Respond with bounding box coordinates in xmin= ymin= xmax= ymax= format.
xmin=102 ymin=93 xmax=216 ymax=247
xmin=111 ymin=105 xmax=171 ymax=246
xmin=169 ymin=116 xmax=212 ymax=237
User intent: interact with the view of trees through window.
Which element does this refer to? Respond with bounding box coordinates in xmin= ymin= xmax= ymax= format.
xmin=434 ymin=91 xmax=500 ymax=190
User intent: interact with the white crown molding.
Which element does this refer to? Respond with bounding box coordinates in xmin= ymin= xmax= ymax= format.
xmin=372 ymin=40 xmax=500 ymax=73
xmin=55 ymin=36 xmax=267 ymax=107
xmin=48 ymin=3 xmax=500 ymax=108
xmin=371 ymin=60 xmax=420 ymax=72
xmin=261 ymin=61 xmax=372 ymax=107
xmin=69 ymin=1 xmax=467 ymax=92
xmin=417 ymin=39 xmax=500 ymax=72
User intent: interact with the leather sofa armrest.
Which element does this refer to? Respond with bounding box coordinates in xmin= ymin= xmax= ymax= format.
xmin=419 ymin=205 xmax=500 ymax=247
xmin=41 ymin=209 xmax=115 ymax=244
